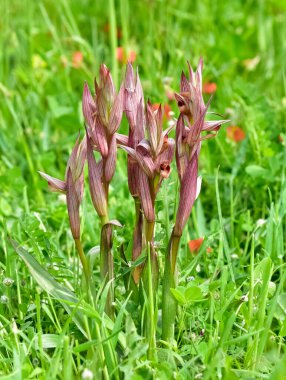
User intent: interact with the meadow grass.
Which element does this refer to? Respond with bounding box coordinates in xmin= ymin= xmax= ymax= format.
xmin=1 ymin=0 xmax=286 ymax=378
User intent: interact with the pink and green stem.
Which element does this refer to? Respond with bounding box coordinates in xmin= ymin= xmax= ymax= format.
xmin=100 ymin=214 xmax=114 ymax=317
xmin=142 ymin=179 xmax=159 ymax=360
xmin=132 ymin=197 xmax=144 ymax=283
xmin=162 ymin=231 xmax=181 ymax=341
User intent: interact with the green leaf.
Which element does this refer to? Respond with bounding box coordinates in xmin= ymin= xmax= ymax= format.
xmin=111 ymin=294 xmax=131 ymax=349
xmin=275 ymin=293 xmax=286 ymax=322
xmin=35 ymin=334 xmax=62 ymax=349
xmin=10 ymin=239 xmax=88 ymax=338
xmin=11 ymin=239 xmax=127 ymax=350
xmin=279 ymin=319 xmax=286 ymax=337
xmin=245 ymin=165 xmax=268 ymax=179
xmin=254 ymin=257 xmax=272 ymax=282
xmin=185 ymin=286 xmax=203 ymax=302
xmin=170 ymin=287 xmax=187 ymax=305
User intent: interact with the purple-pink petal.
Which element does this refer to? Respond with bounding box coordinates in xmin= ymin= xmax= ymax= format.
xmin=116 ymin=133 xmax=129 ymax=146
xmin=146 ymin=101 xmax=158 ymax=154
xmin=108 ymin=83 xmax=124 ymax=135
xmin=82 ymin=82 xmax=96 ymax=131
xmin=66 ymin=168 xmax=81 ymax=240
xmin=180 ymin=71 xmax=190 ymax=93
xmin=174 ymin=153 xmax=199 ymax=236
xmin=202 ymin=119 xmax=229 ymax=131
xmin=138 ymin=170 xmax=155 ymax=223
xmin=104 ymin=134 xmax=117 ymax=183
xmin=86 ymin=135 xmax=107 ymax=217
xmin=99 ymin=63 xmax=115 ymax=104
xmin=38 ymin=171 xmax=66 ymax=193
xmin=92 ymin=115 xmax=109 ymax=157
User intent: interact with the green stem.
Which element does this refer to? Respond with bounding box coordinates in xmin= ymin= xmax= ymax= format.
xmin=94 ymin=324 xmax=110 ymax=380
xmin=162 ymin=230 xmax=181 ymax=342
xmin=143 ymin=220 xmax=158 ymax=359
xmin=74 ymin=238 xmax=90 ymax=286
xmin=141 ymin=179 xmax=158 ymax=356
xmin=100 ymin=215 xmax=114 ymax=317
xmin=147 ymin=242 xmax=156 ymax=361
xmin=145 ymin=220 xmax=155 ymax=244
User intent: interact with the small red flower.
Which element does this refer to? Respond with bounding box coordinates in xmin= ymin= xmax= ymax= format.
xmin=203 ymin=82 xmax=217 ymax=94
xmin=116 ymin=47 xmax=125 ymax=63
xmin=72 ymin=51 xmax=83 ymax=68
xmin=226 ymin=126 xmax=246 ymax=142
xmin=188 ymin=237 xmax=204 ymax=253
xmin=116 ymin=47 xmax=136 ymax=64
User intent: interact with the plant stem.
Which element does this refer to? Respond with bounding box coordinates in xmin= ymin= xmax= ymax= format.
xmin=162 ymin=230 xmax=181 ymax=342
xmin=142 ymin=217 xmax=158 ymax=360
xmin=147 ymin=242 xmax=156 ymax=361
xmin=100 ymin=215 xmax=114 ymax=317
xmin=132 ymin=197 xmax=143 ymax=283
xmin=74 ymin=238 xmax=90 ymax=286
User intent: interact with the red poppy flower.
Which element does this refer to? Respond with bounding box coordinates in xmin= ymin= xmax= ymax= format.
xmin=116 ymin=47 xmax=125 ymax=63
xmin=203 ymin=82 xmax=217 ymax=94
xmin=188 ymin=237 xmax=204 ymax=253
xmin=226 ymin=126 xmax=246 ymax=142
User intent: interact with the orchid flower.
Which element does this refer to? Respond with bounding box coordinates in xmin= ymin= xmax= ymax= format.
xmin=82 ymin=65 xmax=124 ymax=315
xmin=82 ymin=64 xmax=124 ymax=182
xmin=39 ymin=136 xmax=86 ymax=240
xmin=123 ymin=62 xmax=145 ymax=197
xmin=39 ymin=136 xmax=90 ymax=282
xmin=119 ymin=63 xmax=146 ymax=282
xmin=173 ymin=59 xmax=229 ymax=237
xmin=162 ymin=59 xmax=228 ymax=341
xmin=120 ymin=101 xmax=175 ymax=225
xmin=86 ymin=133 xmax=108 ymax=218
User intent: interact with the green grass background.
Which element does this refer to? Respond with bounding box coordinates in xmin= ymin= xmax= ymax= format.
xmin=1 ymin=0 xmax=286 ymax=379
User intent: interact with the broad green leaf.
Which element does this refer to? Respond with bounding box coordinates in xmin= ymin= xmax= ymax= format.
xmin=170 ymin=287 xmax=187 ymax=305
xmin=275 ymin=293 xmax=286 ymax=322
xmin=245 ymin=165 xmax=269 ymax=178
xmin=185 ymin=286 xmax=203 ymax=302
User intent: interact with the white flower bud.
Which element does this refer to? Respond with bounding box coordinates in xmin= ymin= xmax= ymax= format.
xmin=3 ymin=278 xmax=14 ymax=287
xmin=82 ymin=369 xmax=93 ymax=380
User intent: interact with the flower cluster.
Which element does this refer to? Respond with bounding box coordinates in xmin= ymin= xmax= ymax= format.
xmin=39 ymin=59 xmax=227 ymax=337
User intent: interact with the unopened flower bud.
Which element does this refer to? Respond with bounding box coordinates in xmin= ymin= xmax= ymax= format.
xmin=3 ymin=277 xmax=14 ymax=287
xmin=82 ymin=368 xmax=94 ymax=380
